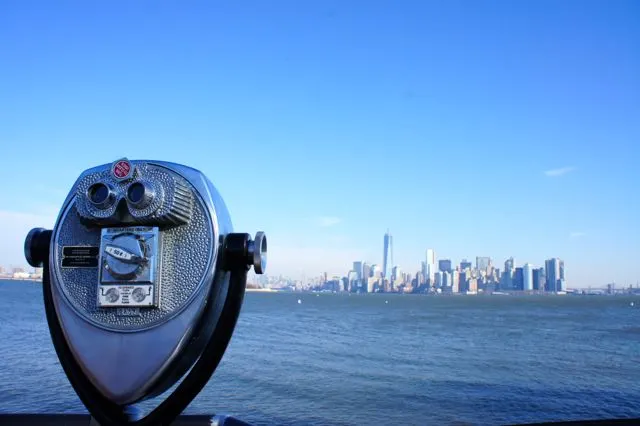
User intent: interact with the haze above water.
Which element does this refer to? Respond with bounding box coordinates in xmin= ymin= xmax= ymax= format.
xmin=1 ymin=280 xmax=639 ymax=425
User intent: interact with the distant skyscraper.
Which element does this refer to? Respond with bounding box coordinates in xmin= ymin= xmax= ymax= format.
xmin=352 ymin=261 xmax=363 ymax=281
xmin=341 ymin=277 xmax=349 ymax=292
xmin=426 ymin=249 xmax=435 ymax=264
xmin=513 ymin=267 xmax=524 ymax=291
xmin=505 ymin=257 xmax=515 ymax=271
xmin=442 ymin=271 xmax=451 ymax=287
xmin=367 ymin=277 xmax=376 ymax=293
xmin=476 ymin=256 xmax=491 ymax=272
xmin=545 ymin=258 xmax=563 ymax=292
xmin=438 ymin=259 xmax=452 ymax=273
xmin=383 ymin=230 xmax=393 ymax=281
xmin=523 ymin=263 xmax=533 ymax=291
xmin=467 ymin=278 xmax=478 ymax=293
xmin=392 ymin=266 xmax=401 ymax=282
xmin=451 ymin=270 xmax=460 ymax=293
xmin=501 ymin=257 xmax=515 ymax=290
xmin=371 ymin=264 xmax=381 ymax=278
xmin=459 ymin=271 xmax=468 ymax=292
xmin=532 ymin=267 xmax=545 ymax=291
xmin=426 ymin=249 xmax=436 ymax=282
xmin=347 ymin=271 xmax=358 ymax=292
xmin=434 ymin=271 xmax=443 ymax=288
xmin=420 ymin=261 xmax=427 ymax=284
xmin=363 ymin=262 xmax=371 ymax=280
xmin=460 ymin=259 xmax=472 ymax=271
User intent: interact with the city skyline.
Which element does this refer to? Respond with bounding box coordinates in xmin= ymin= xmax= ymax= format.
xmin=0 ymin=229 xmax=628 ymax=292
xmin=1 ymin=1 xmax=638 ymax=288
xmin=325 ymin=230 xmax=569 ymax=294
xmin=0 ymin=225 xmax=636 ymax=290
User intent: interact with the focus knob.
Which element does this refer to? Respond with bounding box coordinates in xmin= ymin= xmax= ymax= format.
xmin=248 ymin=232 xmax=267 ymax=274
xmin=223 ymin=232 xmax=267 ymax=274
xmin=25 ymin=228 xmax=52 ymax=268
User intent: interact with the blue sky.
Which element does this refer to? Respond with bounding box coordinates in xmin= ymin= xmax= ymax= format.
xmin=0 ymin=0 xmax=638 ymax=287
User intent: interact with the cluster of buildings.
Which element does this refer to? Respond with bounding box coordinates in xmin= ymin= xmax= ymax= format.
xmin=0 ymin=266 xmax=43 ymax=280
xmin=314 ymin=231 xmax=566 ymax=294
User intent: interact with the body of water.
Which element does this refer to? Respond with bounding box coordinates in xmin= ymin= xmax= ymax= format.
xmin=1 ymin=279 xmax=639 ymax=425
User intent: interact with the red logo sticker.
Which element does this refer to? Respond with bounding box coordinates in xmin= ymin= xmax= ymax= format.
xmin=113 ymin=160 xmax=132 ymax=179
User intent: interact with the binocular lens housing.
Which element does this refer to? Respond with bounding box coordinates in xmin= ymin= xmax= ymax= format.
xmin=87 ymin=182 xmax=115 ymax=209
xmin=127 ymin=182 xmax=145 ymax=203
xmin=126 ymin=181 xmax=154 ymax=209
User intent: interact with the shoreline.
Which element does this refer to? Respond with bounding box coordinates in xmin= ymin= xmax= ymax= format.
xmin=1 ymin=279 xmax=633 ymax=296
xmin=245 ymin=288 xmax=279 ymax=293
xmin=0 ymin=277 xmax=41 ymax=282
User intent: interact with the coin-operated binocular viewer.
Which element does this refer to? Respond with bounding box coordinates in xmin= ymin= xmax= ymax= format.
xmin=25 ymin=159 xmax=266 ymax=426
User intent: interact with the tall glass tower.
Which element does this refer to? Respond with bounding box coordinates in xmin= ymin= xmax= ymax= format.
xmin=425 ymin=249 xmax=436 ymax=283
xmin=545 ymin=258 xmax=565 ymax=292
xmin=383 ymin=230 xmax=393 ymax=281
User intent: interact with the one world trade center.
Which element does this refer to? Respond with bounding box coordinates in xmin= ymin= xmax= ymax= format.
xmin=383 ymin=230 xmax=393 ymax=281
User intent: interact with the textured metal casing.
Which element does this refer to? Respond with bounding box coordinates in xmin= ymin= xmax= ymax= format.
xmin=48 ymin=161 xmax=233 ymax=404
xmin=76 ymin=162 xmax=194 ymax=226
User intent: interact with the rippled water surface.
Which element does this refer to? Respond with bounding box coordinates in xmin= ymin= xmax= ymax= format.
xmin=1 ymin=280 xmax=639 ymax=425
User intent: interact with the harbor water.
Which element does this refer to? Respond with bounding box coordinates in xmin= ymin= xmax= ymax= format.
xmin=1 ymin=280 xmax=639 ymax=425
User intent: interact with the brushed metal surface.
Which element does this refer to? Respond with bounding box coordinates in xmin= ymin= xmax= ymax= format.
xmin=52 ymin=163 xmax=215 ymax=331
xmin=46 ymin=160 xmax=234 ymax=404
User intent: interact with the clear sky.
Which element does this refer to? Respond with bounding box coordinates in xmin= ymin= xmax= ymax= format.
xmin=0 ymin=0 xmax=638 ymax=287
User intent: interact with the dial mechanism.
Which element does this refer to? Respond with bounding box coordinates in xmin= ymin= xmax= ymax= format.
xmin=98 ymin=226 xmax=160 ymax=308
xmin=103 ymin=233 xmax=150 ymax=280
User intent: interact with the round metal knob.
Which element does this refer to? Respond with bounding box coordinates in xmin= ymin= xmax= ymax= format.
xmin=248 ymin=232 xmax=267 ymax=274
xmin=222 ymin=232 xmax=267 ymax=273
xmin=25 ymin=227 xmax=52 ymax=268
